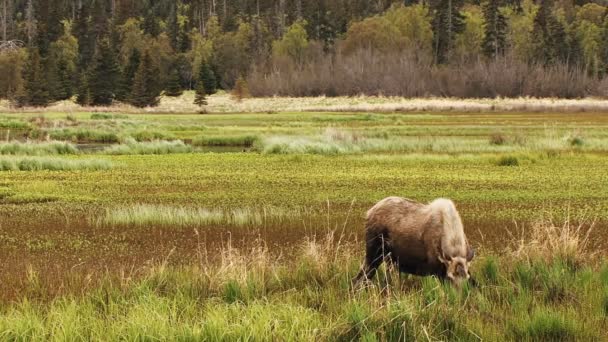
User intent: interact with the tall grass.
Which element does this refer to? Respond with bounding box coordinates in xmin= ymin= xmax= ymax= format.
xmin=0 ymin=219 xmax=606 ymax=340
xmin=0 ymin=157 xmax=112 ymax=171
xmin=98 ymin=204 xmax=309 ymax=227
xmin=0 ymin=141 xmax=79 ymax=155
xmin=257 ymin=128 xmax=608 ymax=155
xmin=45 ymin=129 xmax=120 ymax=143
xmin=102 ymin=139 xmax=193 ymax=155
xmin=192 ymin=134 xmax=259 ymax=147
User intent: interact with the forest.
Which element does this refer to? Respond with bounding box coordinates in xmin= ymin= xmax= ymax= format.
xmin=2 ymin=0 xmax=608 ymax=106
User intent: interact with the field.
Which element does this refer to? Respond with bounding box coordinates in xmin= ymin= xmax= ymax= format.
xmin=0 ymin=104 xmax=607 ymax=340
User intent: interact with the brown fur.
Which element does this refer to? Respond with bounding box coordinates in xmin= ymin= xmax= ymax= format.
xmin=353 ymin=197 xmax=475 ymax=286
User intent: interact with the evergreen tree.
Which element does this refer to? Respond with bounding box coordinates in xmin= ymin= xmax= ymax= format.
xmin=88 ymin=39 xmax=121 ymax=106
xmin=76 ymin=74 xmax=90 ymax=106
xmin=48 ymin=57 xmax=72 ymax=101
xmin=116 ymin=49 xmax=141 ymax=101
xmin=194 ymin=82 xmax=207 ymax=107
xmin=74 ymin=4 xmax=94 ymax=72
xmin=482 ymin=0 xmax=507 ymax=59
xmin=431 ymin=0 xmax=466 ymax=64
xmin=200 ymin=61 xmax=217 ymax=95
xmin=55 ymin=58 xmax=73 ymax=100
xmin=532 ymin=0 xmax=568 ymax=65
xmin=18 ymin=48 xmax=51 ymax=107
xmin=165 ymin=68 xmax=183 ymax=97
xmin=142 ymin=9 xmax=159 ymax=37
xmin=167 ymin=3 xmax=179 ymax=51
xmin=178 ymin=25 xmax=191 ymax=53
xmin=129 ymin=51 xmax=161 ymax=107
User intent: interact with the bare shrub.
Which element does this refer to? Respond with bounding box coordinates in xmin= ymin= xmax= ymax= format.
xmin=248 ymin=46 xmax=599 ymax=99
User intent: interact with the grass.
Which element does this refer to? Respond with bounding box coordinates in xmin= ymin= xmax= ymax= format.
xmin=0 ymin=108 xmax=606 ymax=339
xmin=45 ymin=128 xmax=120 ymax=143
xmin=192 ymin=134 xmax=259 ymax=147
xmin=0 ymin=156 xmax=112 ymax=171
xmin=8 ymin=92 xmax=608 ymax=114
xmin=98 ymin=204 xmax=308 ymax=227
xmin=0 ymin=223 xmax=605 ymax=340
xmin=102 ymin=139 xmax=193 ymax=155
xmin=0 ymin=141 xmax=79 ymax=155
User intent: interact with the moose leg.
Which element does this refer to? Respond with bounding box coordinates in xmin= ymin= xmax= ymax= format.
xmin=352 ymin=233 xmax=386 ymax=285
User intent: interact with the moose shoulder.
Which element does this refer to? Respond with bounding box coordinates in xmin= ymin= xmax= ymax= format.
xmin=353 ymin=197 xmax=475 ymax=287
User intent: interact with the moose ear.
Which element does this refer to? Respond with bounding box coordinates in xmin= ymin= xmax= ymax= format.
xmin=466 ymin=247 xmax=475 ymax=262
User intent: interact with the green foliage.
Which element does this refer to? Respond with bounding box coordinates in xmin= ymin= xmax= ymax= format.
xmin=0 ymin=48 xmax=27 ymax=100
xmin=340 ymin=3 xmax=437 ymax=55
xmin=455 ymin=5 xmax=485 ymax=60
xmin=272 ymin=20 xmax=309 ymax=65
xmin=129 ymin=51 xmax=161 ymax=108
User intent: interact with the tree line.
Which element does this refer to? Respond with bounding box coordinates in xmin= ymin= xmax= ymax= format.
xmin=1 ymin=0 xmax=608 ymax=107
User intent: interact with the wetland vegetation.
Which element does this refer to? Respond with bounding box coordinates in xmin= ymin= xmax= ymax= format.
xmin=0 ymin=109 xmax=607 ymax=340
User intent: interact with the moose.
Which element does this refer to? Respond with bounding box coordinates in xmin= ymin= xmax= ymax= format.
xmin=353 ymin=197 xmax=475 ymax=287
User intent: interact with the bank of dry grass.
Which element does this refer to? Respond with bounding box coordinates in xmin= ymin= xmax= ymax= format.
xmin=4 ymin=92 xmax=608 ymax=114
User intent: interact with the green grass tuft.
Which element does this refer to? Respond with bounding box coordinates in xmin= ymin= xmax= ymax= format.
xmin=102 ymin=139 xmax=193 ymax=155
xmin=0 ymin=141 xmax=79 ymax=156
xmin=192 ymin=134 xmax=259 ymax=147
xmin=496 ymin=155 xmax=519 ymax=166
xmin=0 ymin=157 xmax=112 ymax=171
xmin=511 ymin=309 xmax=579 ymax=341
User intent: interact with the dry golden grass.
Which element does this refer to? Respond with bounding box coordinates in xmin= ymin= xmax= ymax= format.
xmin=4 ymin=92 xmax=608 ymax=114
xmin=508 ymin=215 xmax=596 ymax=265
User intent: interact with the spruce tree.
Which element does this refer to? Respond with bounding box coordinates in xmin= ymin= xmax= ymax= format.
xmin=76 ymin=74 xmax=90 ymax=106
xmin=178 ymin=26 xmax=191 ymax=53
xmin=167 ymin=3 xmax=179 ymax=51
xmin=165 ymin=68 xmax=183 ymax=97
xmin=19 ymin=48 xmax=51 ymax=107
xmin=432 ymin=0 xmax=466 ymax=64
xmin=129 ymin=51 xmax=161 ymax=108
xmin=532 ymin=0 xmax=568 ymax=65
xmin=194 ymin=82 xmax=207 ymax=107
xmin=49 ymin=57 xmax=73 ymax=101
xmin=74 ymin=5 xmax=93 ymax=72
xmin=116 ymin=49 xmax=141 ymax=101
xmin=142 ymin=9 xmax=160 ymax=37
xmin=482 ymin=0 xmax=507 ymax=59
xmin=200 ymin=61 xmax=217 ymax=95
xmin=88 ymin=39 xmax=121 ymax=106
